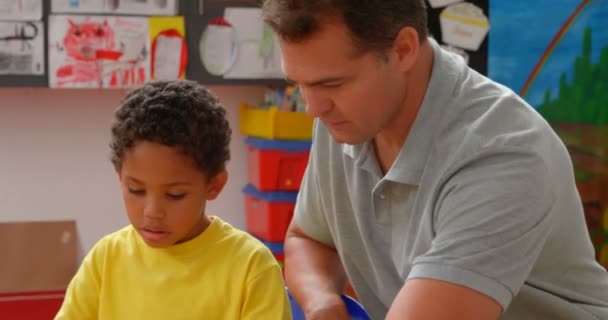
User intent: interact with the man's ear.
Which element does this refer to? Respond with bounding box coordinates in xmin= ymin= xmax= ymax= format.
xmin=206 ymin=170 xmax=228 ymax=200
xmin=390 ymin=26 xmax=420 ymax=73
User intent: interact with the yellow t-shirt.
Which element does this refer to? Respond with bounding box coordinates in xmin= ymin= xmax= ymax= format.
xmin=55 ymin=216 xmax=292 ymax=319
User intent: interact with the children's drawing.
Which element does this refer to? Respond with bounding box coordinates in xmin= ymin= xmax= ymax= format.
xmin=51 ymin=0 xmax=177 ymax=15
xmin=221 ymin=7 xmax=283 ymax=79
xmin=48 ymin=15 xmax=150 ymax=88
xmin=0 ymin=0 xmax=42 ymax=20
xmin=0 ymin=21 xmax=44 ymax=75
xmin=489 ymin=0 xmax=608 ymax=268
xmin=199 ymin=17 xmax=237 ymax=76
xmin=439 ymin=2 xmax=489 ymax=51
xmin=149 ymin=16 xmax=187 ymax=80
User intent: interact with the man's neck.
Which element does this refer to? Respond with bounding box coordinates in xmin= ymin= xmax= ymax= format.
xmin=374 ymin=41 xmax=434 ymax=174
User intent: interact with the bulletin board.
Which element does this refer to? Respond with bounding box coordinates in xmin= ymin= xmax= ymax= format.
xmin=183 ymin=0 xmax=286 ymax=86
xmin=427 ymin=0 xmax=489 ymax=75
xmin=0 ymin=0 xmax=49 ymax=87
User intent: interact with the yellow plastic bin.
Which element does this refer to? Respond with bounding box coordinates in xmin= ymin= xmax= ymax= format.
xmin=239 ymin=104 xmax=314 ymax=140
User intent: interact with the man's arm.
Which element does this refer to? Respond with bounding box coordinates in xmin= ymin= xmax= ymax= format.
xmin=284 ymin=222 xmax=350 ymax=320
xmin=385 ymin=279 xmax=501 ymax=320
xmin=383 ymin=149 xmax=555 ymax=319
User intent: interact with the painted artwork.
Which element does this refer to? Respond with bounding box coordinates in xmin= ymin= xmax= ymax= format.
xmin=0 ymin=21 xmax=44 ymax=75
xmin=48 ymin=15 xmax=150 ymax=88
xmin=489 ymin=0 xmax=608 ymax=267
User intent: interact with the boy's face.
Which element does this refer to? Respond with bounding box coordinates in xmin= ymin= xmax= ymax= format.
xmin=117 ymin=141 xmax=227 ymax=248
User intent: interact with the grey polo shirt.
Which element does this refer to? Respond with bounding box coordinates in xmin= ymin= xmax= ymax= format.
xmin=293 ymin=38 xmax=608 ymax=320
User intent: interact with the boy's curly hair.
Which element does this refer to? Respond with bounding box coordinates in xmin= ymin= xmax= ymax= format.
xmin=110 ymin=80 xmax=231 ymax=179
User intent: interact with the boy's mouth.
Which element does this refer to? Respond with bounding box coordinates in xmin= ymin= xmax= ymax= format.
xmin=140 ymin=227 xmax=170 ymax=241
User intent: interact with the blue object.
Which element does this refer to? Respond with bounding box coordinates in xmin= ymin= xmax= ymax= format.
xmin=287 ymin=288 xmax=371 ymax=320
xmin=246 ymin=137 xmax=312 ymax=152
xmin=258 ymin=238 xmax=284 ymax=254
xmin=242 ymin=184 xmax=298 ymax=203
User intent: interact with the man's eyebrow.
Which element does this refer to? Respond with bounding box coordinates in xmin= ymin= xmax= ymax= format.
xmin=285 ymin=76 xmax=347 ymax=87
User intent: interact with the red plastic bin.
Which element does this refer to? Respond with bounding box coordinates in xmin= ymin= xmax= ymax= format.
xmin=246 ymin=137 xmax=311 ymax=192
xmin=244 ymin=184 xmax=298 ymax=242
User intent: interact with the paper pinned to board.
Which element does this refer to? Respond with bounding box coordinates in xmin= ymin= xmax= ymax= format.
xmin=51 ymin=0 xmax=178 ymax=15
xmin=221 ymin=7 xmax=283 ymax=79
xmin=51 ymin=0 xmax=105 ymax=13
xmin=0 ymin=221 xmax=78 ymax=293
xmin=0 ymin=0 xmax=42 ymax=20
xmin=149 ymin=16 xmax=187 ymax=80
xmin=0 ymin=21 xmax=45 ymax=75
xmin=440 ymin=2 xmax=489 ymax=51
xmin=107 ymin=0 xmax=178 ymax=16
xmin=48 ymin=15 xmax=150 ymax=88
xmin=199 ymin=18 xmax=237 ymax=76
xmin=428 ymin=0 xmax=463 ymax=9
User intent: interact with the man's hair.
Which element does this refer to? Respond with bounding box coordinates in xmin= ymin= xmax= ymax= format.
xmin=262 ymin=0 xmax=428 ymax=54
xmin=110 ymin=80 xmax=231 ymax=179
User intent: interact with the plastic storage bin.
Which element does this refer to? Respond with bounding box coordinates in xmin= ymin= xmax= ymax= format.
xmin=246 ymin=137 xmax=311 ymax=192
xmin=239 ymin=104 xmax=314 ymax=140
xmin=243 ymin=184 xmax=297 ymax=242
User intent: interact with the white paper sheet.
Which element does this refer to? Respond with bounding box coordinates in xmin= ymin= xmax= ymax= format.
xmin=440 ymin=2 xmax=490 ymax=51
xmin=51 ymin=0 xmax=105 ymax=13
xmin=0 ymin=0 xmax=42 ymax=20
xmin=428 ymin=0 xmax=463 ymax=9
xmin=109 ymin=0 xmax=178 ymax=16
xmin=0 ymin=21 xmax=44 ymax=75
xmin=52 ymin=0 xmax=177 ymax=15
xmin=48 ymin=15 xmax=150 ymax=88
xmin=199 ymin=24 xmax=237 ymax=76
xmin=153 ymin=33 xmax=183 ymax=79
xmin=222 ymin=7 xmax=283 ymax=79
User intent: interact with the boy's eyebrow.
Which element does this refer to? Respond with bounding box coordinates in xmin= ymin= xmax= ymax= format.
xmin=125 ymin=176 xmax=191 ymax=187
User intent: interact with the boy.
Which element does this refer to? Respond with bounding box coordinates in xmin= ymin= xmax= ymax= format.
xmin=55 ymin=80 xmax=292 ymax=319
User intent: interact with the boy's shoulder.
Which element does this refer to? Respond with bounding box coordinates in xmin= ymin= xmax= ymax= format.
xmin=89 ymin=225 xmax=137 ymax=256
xmin=211 ymin=217 xmax=276 ymax=265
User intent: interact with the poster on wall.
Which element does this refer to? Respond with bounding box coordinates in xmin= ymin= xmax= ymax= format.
xmin=48 ymin=15 xmax=150 ymax=88
xmin=489 ymin=0 xmax=608 ymax=267
xmin=149 ymin=16 xmax=187 ymax=80
xmin=219 ymin=7 xmax=283 ymax=79
xmin=0 ymin=21 xmax=45 ymax=75
xmin=0 ymin=0 xmax=42 ymax=20
xmin=51 ymin=0 xmax=178 ymax=15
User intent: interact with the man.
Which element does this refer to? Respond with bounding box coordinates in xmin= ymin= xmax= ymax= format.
xmin=262 ymin=0 xmax=608 ymax=319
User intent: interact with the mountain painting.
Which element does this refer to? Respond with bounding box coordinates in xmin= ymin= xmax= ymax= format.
xmin=489 ymin=0 xmax=608 ymax=267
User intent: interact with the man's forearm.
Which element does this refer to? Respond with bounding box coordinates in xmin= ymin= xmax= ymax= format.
xmin=284 ymin=228 xmax=348 ymax=314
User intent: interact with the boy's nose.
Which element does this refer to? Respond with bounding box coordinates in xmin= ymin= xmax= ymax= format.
xmin=143 ymin=201 xmax=166 ymax=219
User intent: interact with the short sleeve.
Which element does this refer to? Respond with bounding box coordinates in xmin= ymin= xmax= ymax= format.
xmin=54 ymin=238 xmax=105 ymax=319
xmin=408 ymin=148 xmax=555 ymax=309
xmin=293 ymin=121 xmax=334 ymax=246
xmin=241 ymin=255 xmax=292 ymax=319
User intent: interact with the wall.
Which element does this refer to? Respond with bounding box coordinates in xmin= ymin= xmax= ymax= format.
xmin=0 ymin=86 xmax=265 ymax=258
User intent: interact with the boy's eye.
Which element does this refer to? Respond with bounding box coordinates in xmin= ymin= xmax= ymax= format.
xmin=127 ymin=188 xmax=145 ymax=196
xmin=166 ymin=193 xmax=186 ymax=200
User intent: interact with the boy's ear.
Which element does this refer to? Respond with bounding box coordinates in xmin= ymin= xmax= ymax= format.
xmin=206 ymin=170 xmax=228 ymax=200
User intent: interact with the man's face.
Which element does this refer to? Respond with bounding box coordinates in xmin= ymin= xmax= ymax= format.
xmin=280 ymin=21 xmax=408 ymax=145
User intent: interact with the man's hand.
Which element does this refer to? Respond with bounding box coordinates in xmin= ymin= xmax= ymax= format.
xmin=304 ymin=293 xmax=350 ymax=320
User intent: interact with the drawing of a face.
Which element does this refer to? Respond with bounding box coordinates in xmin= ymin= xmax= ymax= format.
xmin=63 ymin=19 xmax=115 ymax=61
